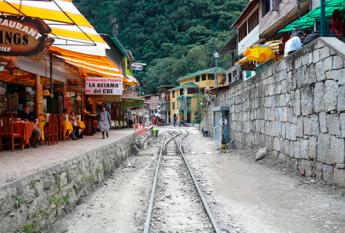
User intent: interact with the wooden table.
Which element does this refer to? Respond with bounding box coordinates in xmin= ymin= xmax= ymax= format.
xmin=13 ymin=122 xmax=35 ymax=146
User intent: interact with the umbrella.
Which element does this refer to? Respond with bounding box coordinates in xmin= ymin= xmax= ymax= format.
xmin=243 ymin=45 xmax=274 ymax=63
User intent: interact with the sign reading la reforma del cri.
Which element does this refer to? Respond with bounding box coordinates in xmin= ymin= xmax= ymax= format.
xmin=85 ymin=77 xmax=123 ymax=95
xmin=0 ymin=15 xmax=52 ymax=56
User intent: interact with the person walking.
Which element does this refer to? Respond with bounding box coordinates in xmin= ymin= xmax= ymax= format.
xmin=98 ymin=106 xmax=111 ymax=139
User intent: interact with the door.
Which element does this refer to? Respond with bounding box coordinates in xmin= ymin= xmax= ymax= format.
xmin=213 ymin=111 xmax=222 ymax=144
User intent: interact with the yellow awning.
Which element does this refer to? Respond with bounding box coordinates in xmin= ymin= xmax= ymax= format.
xmin=0 ymin=0 xmax=109 ymax=56
xmin=49 ymin=47 xmax=142 ymax=86
xmin=0 ymin=0 xmax=138 ymax=85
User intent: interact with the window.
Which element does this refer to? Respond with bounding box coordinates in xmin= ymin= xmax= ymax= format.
xmin=238 ymin=23 xmax=247 ymax=41
xmin=208 ymin=73 xmax=215 ymax=80
xmin=187 ymin=88 xmax=198 ymax=94
xmin=180 ymin=89 xmax=184 ymax=96
xmin=172 ymin=91 xmax=175 ymax=98
xmin=202 ymin=74 xmax=207 ymax=81
xmin=172 ymin=102 xmax=175 ymax=110
xmin=248 ymin=10 xmax=259 ymax=32
xmin=195 ymin=76 xmax=200 ymax=82
xmin=262 ymin=0 xmax=271 ymax=16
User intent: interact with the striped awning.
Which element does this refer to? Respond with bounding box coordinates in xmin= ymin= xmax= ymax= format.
xmin=0 ymin=0 xmax=108 ymax=56
xmin=0 ymin=0 xmax=130 ymax=82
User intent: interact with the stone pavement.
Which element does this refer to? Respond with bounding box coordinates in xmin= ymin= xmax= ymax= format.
xmin=0 ymin=129 xmax=134 ymax=187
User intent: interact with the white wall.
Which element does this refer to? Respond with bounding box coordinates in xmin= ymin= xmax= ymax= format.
xmin=238 ymin=25 xmax=260 ymax=55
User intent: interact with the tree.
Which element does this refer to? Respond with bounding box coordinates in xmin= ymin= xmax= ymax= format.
xmin=76 ymin=0 xmax=247 ymax=93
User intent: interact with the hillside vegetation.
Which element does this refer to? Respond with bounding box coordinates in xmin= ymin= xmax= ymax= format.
xmin=75 ymin=0 xmax=247 ymax=93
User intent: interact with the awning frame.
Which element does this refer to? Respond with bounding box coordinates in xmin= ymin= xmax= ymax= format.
xmin=1 ymin=0 xmax=97 ymax=46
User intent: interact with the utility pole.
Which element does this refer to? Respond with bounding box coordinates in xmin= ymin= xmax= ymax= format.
xmin=320 ymin=0 xmax=326 ymax=36
xmin=214 ymin=52 xmax=219 ymax=90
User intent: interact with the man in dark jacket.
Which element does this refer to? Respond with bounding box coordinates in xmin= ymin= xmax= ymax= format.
xmin=303 ymin=30 xmax=320 ymax=46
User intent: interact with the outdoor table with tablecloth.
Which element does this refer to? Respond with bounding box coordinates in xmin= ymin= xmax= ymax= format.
xmin=13 ymin=122 xmax=35 ymax=145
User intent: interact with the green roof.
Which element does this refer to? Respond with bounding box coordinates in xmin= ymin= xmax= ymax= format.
xmin=279 ymin=0 xmax=345 ymax=33
xmin=177 ymin=67 xmax=225 ymax=82
xmin=169 ymin=82 xmax=198 ymax=91
xmin=102 ymin=34 xmax=128 ymax=57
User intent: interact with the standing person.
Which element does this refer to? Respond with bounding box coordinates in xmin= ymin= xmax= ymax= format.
xmin=98 ymin=106 xmax=111 ymax=139
xmin=284 ymin=30 xmax=304 ymax=57
xmin=18 ymin=105 xmax=41 ymax=147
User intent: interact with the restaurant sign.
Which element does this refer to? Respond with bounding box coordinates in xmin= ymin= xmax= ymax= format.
xmin=85 ymin=77 xmax=123 ymax=95
xmin=0 ymin=15 xmax=52 ymax=56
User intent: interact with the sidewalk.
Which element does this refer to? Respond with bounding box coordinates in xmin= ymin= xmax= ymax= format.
xmin=0 ymin=129 xmax=134 ymax=187
xmin=185 ymin=128 xmax=345 ymax=233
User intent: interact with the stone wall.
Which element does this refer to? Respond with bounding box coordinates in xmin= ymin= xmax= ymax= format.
xmin=0 ymin=134 xmax=136 ymax=233
xmin=205 ymin=38 xmax=345 ymax=187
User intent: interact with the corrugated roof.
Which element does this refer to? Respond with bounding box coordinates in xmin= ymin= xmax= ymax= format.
xmin=177 ymin=67 xmax=225 ymax=82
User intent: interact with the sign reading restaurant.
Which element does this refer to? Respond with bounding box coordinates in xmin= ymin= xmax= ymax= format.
xmin=85 ymin=77 xmax=123 ymax=95
xmin=0 ymin=15 xmax=51 ymax=56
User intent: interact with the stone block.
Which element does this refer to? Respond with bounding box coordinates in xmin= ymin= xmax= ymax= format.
xmin=313 ymin=82 xmax=325 ymax=113
xmin=308 ymin=136 xmax=317 ymax=159
xmin=303 ymin=115 xmax=319 ymax=136
xmin=334 ymin=168 xmax=345 ymax=187
xmin=326 ymin=69 xmax=344 ymax=82
xmin=324 ymin=80 xmax=338 ymax=112
xmin=319 ymin=112 xmax=328 ymax=133
xmin=322 ymin=164 xmax=334 ymax=183
xmin=320 ymin=47 xmax=330 ymax=60
xmin=327 ymin=114 xmax=340 ymax=136
xmin=315 ymin=162 xmax=323 ymax=179
xmin=323 ymin=56 xmax=333 ymax=71
xmin=59 ymin=172 xmax=69 ymax=188
xmin=294 ymin=90 xmax=301 ymax=116
xmin=330 ymin=136 xmax=345 ymax=164
xmin=337 ymin=85 xmax=345 ymax=112
xmin=313 ymin=49 xmax=320 ymax=63
xmin=317 ymin=134 xmax=330 ymax=164
xmin=301 ymin=86 xmax=313 ymax=115
xmin=273 ymin=137 xmax=281 ymax=152
xmin=340 ymin=113 xmax=345 ymax=138
xmin=279 ymin=107 xmax=288 ymax=122
xmin=294 ymin=141 xmax=301 ymax=158
xmin=299 ymin=139 xmax=309 ymax=159
xmin=333 ymin=55 xmax=344 ymax=69
xmin=316 ymin=61 xmax=326 ymax=81
xmin=296 ymin=117 xmax=304 ymax=137
xmin=290 ymin=123 xmax=297 ymax=141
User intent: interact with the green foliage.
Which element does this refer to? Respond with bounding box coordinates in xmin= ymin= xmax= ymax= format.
xmin=14 ymin=196 xmax=23 ymax=208
xmin=75 ymin=0 xmax=247 ymax=93
xmin=18 ymin=224 xmax=34 ymax=233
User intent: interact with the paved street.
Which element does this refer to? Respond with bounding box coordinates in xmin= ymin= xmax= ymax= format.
xmin=49 ymin=127 xmax=345 ymax=233
xmin=0 ymin=129 xmax=134 ymax=187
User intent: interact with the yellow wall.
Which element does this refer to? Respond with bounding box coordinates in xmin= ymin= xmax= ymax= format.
xmin=169 ymin=72 xmax=224 ymax=123
xmin=179 ymin=73 xmax=224 ymax=90
xmin=170 ymin=90 xmax=178 ymax=122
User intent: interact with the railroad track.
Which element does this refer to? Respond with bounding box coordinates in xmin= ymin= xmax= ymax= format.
xmin=143 ymin=129 xmax=221 ymax=233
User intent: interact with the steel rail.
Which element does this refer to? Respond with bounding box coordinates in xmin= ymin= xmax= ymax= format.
xmin=143 ymin=131 xmax=178 ymax=233
xmin=170 ymin=130 xmax=221 ymax=233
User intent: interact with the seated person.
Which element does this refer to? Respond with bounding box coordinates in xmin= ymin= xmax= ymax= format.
xmin=62 ymin=109 xmax=73 ymax=140
xmin=284 ymin=31 xmax=304 ymax=57
xmin=18 ymin=105 xmax=41 ymax=148
xmin=69 ymin=112 xmax=80 ymax=140
xmin=76 ymin=115 xmax=85 ymax=138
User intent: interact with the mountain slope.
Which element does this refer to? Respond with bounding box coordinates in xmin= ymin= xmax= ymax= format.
xmin=74 ymin=0 xmax=247 ymax=93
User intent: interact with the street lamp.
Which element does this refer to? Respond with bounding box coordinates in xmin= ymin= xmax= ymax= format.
xmin=214 ymin=52 xmax=219 ymax=89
